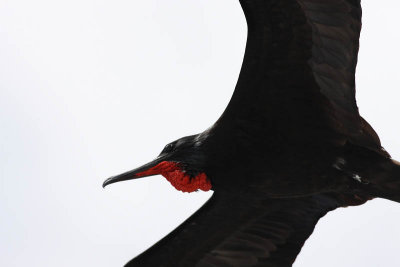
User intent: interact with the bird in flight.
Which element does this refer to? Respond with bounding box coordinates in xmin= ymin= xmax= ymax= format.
xmin=103 ymin=0 xmax=400 ymax=266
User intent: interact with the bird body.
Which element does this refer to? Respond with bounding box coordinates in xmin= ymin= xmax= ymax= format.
xmin=103 ymin=0 xmax=400 ymax=266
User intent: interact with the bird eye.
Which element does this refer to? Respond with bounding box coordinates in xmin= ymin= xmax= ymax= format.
xmin=162 ymin=143 xmax=174 ymax=153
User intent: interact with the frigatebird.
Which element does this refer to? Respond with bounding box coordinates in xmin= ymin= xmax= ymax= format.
xmin=103 ymin=0 xmax=400 ymax=266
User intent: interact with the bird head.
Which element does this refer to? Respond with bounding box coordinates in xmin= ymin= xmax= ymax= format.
xmin=102 ymin=134 xmax=212 ymax=193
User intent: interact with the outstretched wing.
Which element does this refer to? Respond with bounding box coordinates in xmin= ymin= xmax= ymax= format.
xmin=297 ymin=0 xmax=361 ymax=114
xmin=217 ymin=0 xmax=364 ymax=138
xmin=125 ymin=192 xmax=369 ymax=267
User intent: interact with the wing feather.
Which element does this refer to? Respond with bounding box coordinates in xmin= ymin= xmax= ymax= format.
xmin=298 ymin=0 xmax=361 ymax=114
xmin=219 ymin=0 xmax=364 ymax=139
xmin=126 ymin=192 xmax=369 ymax=267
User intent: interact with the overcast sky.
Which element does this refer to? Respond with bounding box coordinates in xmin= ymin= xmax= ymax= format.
xmin=1 ymin=1 xmax=399 ymax=266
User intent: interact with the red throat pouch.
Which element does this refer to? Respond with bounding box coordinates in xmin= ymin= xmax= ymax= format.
xmin=134 ymin=161 xmax=211 ymax=193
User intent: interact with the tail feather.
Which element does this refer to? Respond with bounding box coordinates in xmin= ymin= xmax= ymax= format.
xmin=365 ymin=159 xmax=400 ymax=202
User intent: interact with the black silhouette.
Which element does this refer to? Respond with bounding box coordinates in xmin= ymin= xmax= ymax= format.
xmin=103 ymin=1 xmax=400 ymax=266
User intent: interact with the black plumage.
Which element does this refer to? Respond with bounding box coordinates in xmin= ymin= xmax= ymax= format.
xmin=103 ymin=0 xmax=400 ymax=266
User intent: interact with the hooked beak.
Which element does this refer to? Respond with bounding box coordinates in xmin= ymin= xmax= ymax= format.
xmin=102 ymin=157 xmax=165 ymax=188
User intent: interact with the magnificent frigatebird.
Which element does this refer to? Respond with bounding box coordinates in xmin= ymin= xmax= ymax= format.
xmin=103 ymin=0 xmax=400 ymax=266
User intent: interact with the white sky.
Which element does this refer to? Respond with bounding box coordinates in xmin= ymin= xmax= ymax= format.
xmin=0 ymin=1 xmax=399 ymax=266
